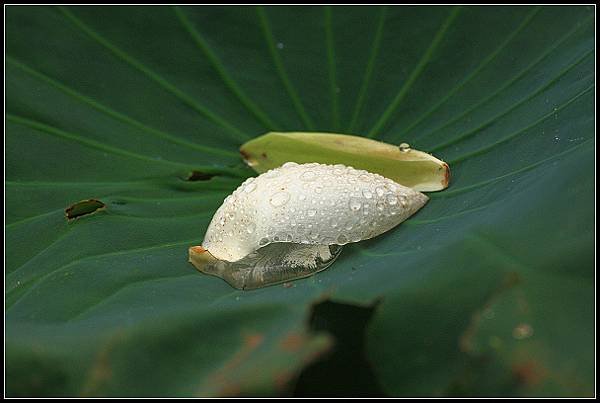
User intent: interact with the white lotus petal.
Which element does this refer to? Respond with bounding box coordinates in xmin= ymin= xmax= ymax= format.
xmin=189 ymin=162 xmax=429 ymax=289
xmin=201 ymin=162 xmax=428 ymax=262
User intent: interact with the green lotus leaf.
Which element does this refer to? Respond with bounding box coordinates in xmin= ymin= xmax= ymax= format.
xmin=6 ymin=5 xmax=594 ymax=397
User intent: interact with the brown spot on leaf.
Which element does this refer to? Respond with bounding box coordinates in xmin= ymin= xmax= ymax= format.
xmin=459 ymin=272 xmax=520 ymax=353
xmin=274 ymin=371 xmax=293 ymax=390
xmin=512 ymin=360 xmax=547 ymax=387
xmin=65 ymin=199 xmax=105 ymax=220
xmin=202 ymin=332 xmax=264 ymax=396
xmin=80 ymin=331 xmax=125 ymax=396
xmin=244 ymin=333 xmax=264 ymax=349
xmin=280 ymin=333 xmax=305 ymax=352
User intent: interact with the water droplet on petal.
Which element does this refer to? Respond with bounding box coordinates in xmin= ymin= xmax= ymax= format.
xmin=246 ymin=223 xmax=256 ymax=234
xmin=375 ymin=186 xmax=386 ymax=197
xmin=362 ymin=189 xmax=373 ymax=199
xmin=386 ymin=182 xmax=399 ymax=192
xmin=282 ymin=161 xmax=298 ymax=168
xmin=244 ymin=182 xmax=257 ymax=193
xmin=386 ymin=194 xmax=398 ymax=206
xmin=263 ymin=169 xmax=280 ymax=179
xmin=270 ymin=191 xmax=290 ymax=207
xmin=259 ymin=237 xmax=269 ymax=246
xmin=300 ymin=170 xmax=317 ymax=181
xmin=337 ymin=234 xmax=348 ymax=244
xmin=349 ymin=197 xmax=362 ymax=212
xmin=399 ymin=143 xmax=411 ymax=152
xmin=307 ymin=209 xmax=317 ymax=217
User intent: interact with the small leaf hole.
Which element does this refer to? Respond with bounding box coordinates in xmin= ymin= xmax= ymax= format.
xmin=185 ymin=170 xmax=217 ymax=181
xmin=65 ymin=199 xmax=106 ymax=220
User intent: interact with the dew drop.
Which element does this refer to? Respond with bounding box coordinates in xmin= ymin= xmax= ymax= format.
xmin=399 ymin=142 xmax=411 ymax=152
xmin=299 ymin=194 xmax=306 ymax=201
xmin=349 ymin=197 xmax=362 ymax=212
xmin=386 ymin=194 xmax=398 ymax=206
xmin=246 ymin=223 xmax=256 ymax=234
xmin=270 ymin=191 xmax=290 ymax=207
xmin=375 ymin=186 xmax=386 ymax=197
xmin=386 ymin=182 xmax=399 ymax=192
xmin=337 ymin=234 xmax=348 ymax=244
xmin=315 ymin=186 xmax=323 ymax=193
xmin=276 ymin=42 xmax=284 ymax=49
xmin=244 ymin=182 xmax=257 ymax=193
xmin=362 ymin=189 xmax=373 ymax=199
xmin=300 ymin=170 xmax=317 ymax=181
xmin=219 ymin=216 xmax=226 ymax=226
xmin=263 ymin=169 xmax=280 ymax=179
xmin=512 ymin=323 xmax=534 ymax=340
xmin=307 ymin=209 xmax=317 ymax=217
xmin=282 ymin=161 xmax=298 ymax=168
xmin=259 ymin=237 xmax=269 ymax=246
